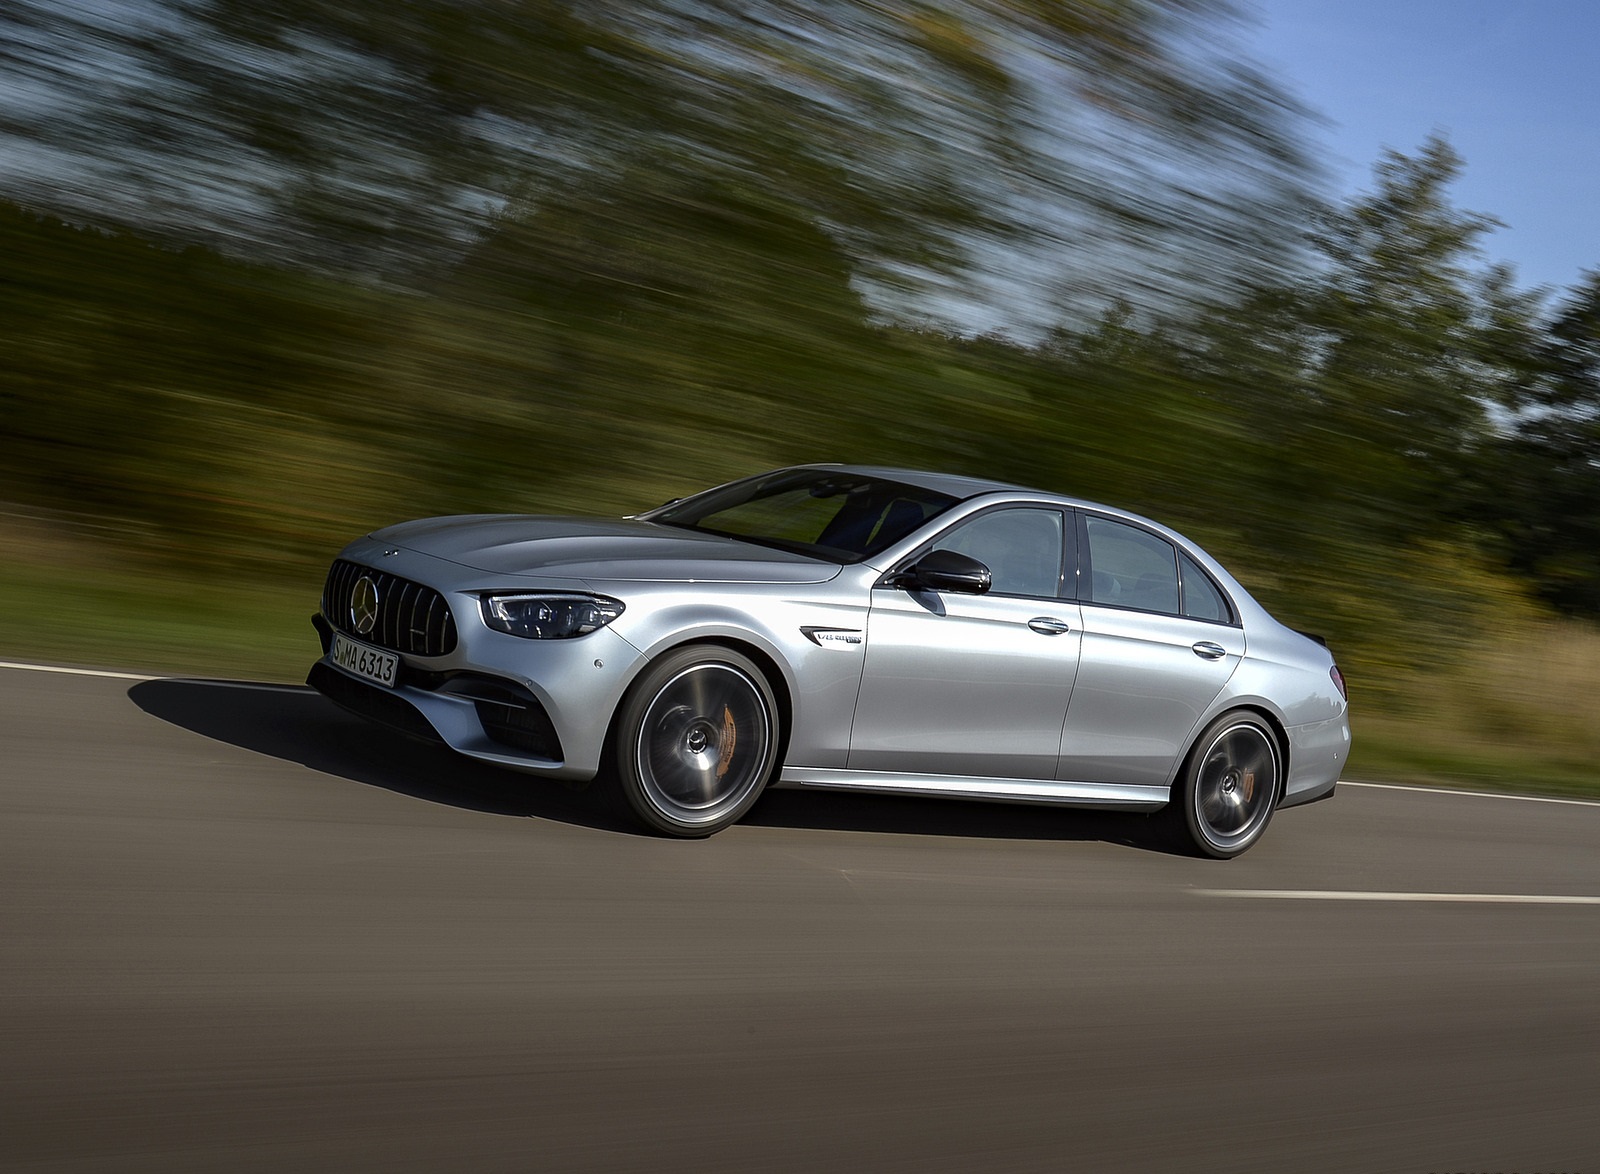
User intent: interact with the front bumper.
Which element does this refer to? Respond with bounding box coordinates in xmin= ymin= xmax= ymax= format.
xmin=309 ymin=610 xmax=646 ymax=781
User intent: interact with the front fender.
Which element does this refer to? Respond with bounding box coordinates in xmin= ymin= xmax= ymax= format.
xmin=608 ymin=593 xmax=869 ymax=769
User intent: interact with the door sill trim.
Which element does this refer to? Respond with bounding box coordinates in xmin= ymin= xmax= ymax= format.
xmin=775 ymin=767 xmax=1168 ymax=811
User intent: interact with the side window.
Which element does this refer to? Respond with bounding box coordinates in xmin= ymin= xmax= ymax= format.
xmin=1084 ymin=516 xmax=1179 ymax=615
xmin=930 ymin=508 xmax=1064 ymax=598
xmin=1179 ymin=552 xmax=1232 ymax=623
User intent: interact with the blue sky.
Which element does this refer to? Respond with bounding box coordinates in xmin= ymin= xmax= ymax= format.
xmin=1249 ymin=0 xmax=1599 ymax=297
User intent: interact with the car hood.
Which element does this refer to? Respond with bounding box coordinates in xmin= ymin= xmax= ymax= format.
xmin=372 ymin=515 xmax=844 ymax=584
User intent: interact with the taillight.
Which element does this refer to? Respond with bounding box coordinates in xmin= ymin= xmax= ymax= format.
xmin=1330 ymin=665 xmax=1347 ymax=700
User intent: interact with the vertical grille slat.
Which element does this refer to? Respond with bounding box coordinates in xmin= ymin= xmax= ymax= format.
xmin=386 ymin=580 xmax=408 ymax=650
xmin=412 ymin=585 xmax=432 ymax=658
xmin=397 ymin=583 xmax=413 ymax=653
xmin=424 ymin=594 xmax=444 ymax=655
xmin=321 ymin=559 xmax=458 ymax=657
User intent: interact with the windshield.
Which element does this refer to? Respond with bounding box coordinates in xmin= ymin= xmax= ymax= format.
xmin=645 ymin=469 xmax=960 ymax=563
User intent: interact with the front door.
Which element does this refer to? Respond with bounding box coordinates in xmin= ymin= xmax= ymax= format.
xmin=849 ymin=507 xmax=1081 ymax=780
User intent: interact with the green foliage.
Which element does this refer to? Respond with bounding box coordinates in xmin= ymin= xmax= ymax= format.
xmin=0 ymin=205 xmax=402 ymax=569
xmin=1471 ymin=270 xmax=1600 ymax=614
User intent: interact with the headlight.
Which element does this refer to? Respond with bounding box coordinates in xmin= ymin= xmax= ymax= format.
xmin=479 ymin=593 xmax=625 ymax=639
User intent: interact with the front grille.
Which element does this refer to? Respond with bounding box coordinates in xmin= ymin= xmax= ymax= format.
xmin=322 ymin=559 xmax=458 ymax=657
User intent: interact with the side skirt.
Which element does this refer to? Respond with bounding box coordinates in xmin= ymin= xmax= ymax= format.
xmin=775 ymin=766 xmax=1168 ymax=812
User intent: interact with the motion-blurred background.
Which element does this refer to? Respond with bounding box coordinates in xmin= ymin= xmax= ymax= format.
xmin=2 ymin=1 xmax=1596 ymax=793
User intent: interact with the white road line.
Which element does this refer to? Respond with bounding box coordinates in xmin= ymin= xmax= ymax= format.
xmin=0 ymin=660 xmax=155 ymax=681
xmin=1197 ymin=889 xmax=1600 ymax=906
xmin=0 ymin=660 xmax=305 ymax=691
xmin=1343 ymin=780 xmax=1600 ymax=808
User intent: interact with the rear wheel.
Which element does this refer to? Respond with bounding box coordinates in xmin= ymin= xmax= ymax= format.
xmin=614 ymin=646 xmax=780 ymax=837
xmin=1175 ymin=712 xmax=1280 ymax=859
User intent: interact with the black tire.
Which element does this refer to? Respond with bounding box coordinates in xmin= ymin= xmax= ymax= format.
xmin=614 ymin=646 xmax=780 ymax=837
xmin=1173 ymin=712 xmax=1280 ymax=859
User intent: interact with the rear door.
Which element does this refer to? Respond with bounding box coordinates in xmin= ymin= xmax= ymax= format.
xmin=1057 ymin=513 xmax=1243 ymax=787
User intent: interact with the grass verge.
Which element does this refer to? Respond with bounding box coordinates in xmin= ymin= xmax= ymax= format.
xmin=0 ymin=560 xmax=318 ymax=683
xmin=1343 ymin=617 xmax=1600 ymax=800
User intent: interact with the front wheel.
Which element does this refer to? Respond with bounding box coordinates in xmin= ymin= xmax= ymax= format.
xmin=614 ymin=646 xmax=781 ymax=837
xmin=1173 ymin=712 xmax=1281 ymax=859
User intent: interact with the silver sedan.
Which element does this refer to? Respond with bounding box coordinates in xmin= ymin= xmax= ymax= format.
xmin=309 ymin=465 xmax=1350 ymax=857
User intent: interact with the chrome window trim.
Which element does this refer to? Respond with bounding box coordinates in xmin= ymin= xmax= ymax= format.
xmin=1074 ymin=509 xmax=1241 ymax=628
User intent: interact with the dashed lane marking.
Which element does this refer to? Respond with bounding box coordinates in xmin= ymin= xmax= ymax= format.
xmin=1197 ymin=889 xmax=1600 ymax=905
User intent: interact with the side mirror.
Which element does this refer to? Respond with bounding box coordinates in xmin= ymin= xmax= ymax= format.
xmin=898 ymin=549 xmax=992 ymax=595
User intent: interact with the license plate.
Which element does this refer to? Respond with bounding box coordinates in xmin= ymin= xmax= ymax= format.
xmin=331 ymin=632 xmax=399 ymax=687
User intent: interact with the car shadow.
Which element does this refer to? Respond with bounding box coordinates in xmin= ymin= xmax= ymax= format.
xmin=128 ymin=678 xmax=635 ymax=833
xmin=744 ymin=785 xmax=1171 ymax=851
xmin=129 ymin=679 xmax=1178 ymax=852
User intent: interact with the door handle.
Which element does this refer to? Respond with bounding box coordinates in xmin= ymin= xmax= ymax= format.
xmin=1192 ymin=641 xmax=1228 ymax=660
xmin=1028 ymin=617 xmax=1072 ymax=636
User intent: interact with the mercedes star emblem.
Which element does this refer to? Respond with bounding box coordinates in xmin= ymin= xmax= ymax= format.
xmin=350 ymin=575 xmax=380 ymax=636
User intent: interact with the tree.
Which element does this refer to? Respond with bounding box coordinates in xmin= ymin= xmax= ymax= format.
xmin=1475 ymin=270 xmax=1600 ymax=613
xmin=1197 ymin=137 xmax=1521 ymax=552
xmin=1 ymin=0 xmax=1312 ymax=330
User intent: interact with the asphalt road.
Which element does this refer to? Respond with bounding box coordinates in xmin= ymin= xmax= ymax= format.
xmin=2 ymin=661 xmax=1597 ymax=1173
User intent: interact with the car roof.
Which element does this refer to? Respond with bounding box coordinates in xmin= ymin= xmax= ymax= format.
xmin=798 ymin=463 xmax=1126 ymax=512
xmin=797 ymin=463 xmax=1032 ymax=501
